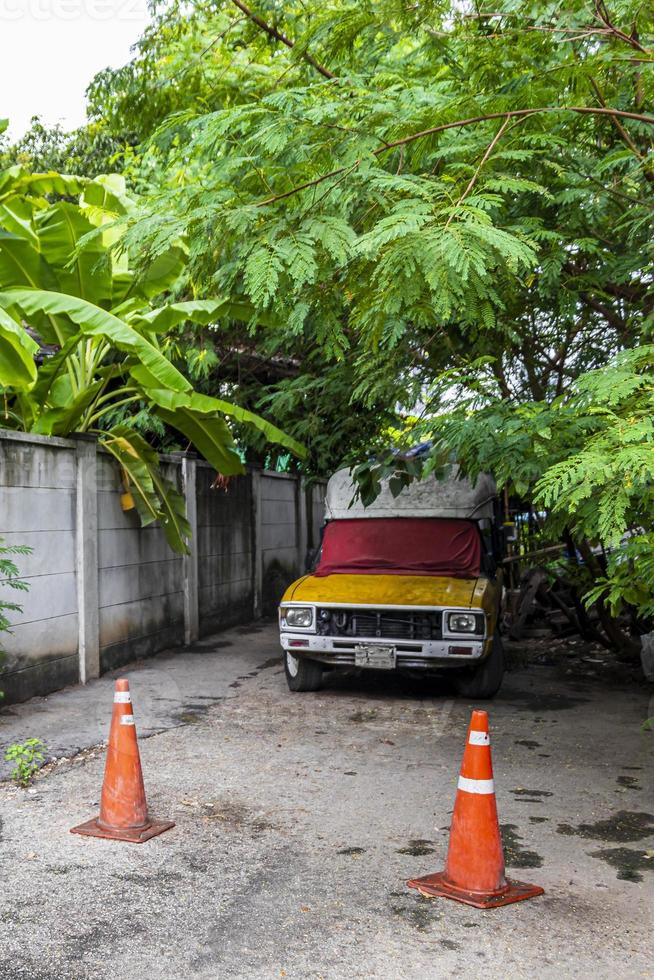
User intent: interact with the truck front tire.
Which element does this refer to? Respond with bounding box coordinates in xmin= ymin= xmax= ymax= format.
xmin=284 ymin=651 xmax=323 ymax=692
xmin=454 ymin=631 xmax=504 ymax=699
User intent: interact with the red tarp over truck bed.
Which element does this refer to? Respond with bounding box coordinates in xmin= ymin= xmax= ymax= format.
xmin=314 ymin=518 xmax=482 ymax=579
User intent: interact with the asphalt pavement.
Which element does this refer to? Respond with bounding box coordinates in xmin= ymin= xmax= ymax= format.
xmin=0 ymin=622 xmax=652 ymax=979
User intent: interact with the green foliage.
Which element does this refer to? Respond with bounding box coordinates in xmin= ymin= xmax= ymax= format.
xmin=0 ymin=537 xmax=31 ymax=635
xmin=356 ymin=344 xmax=654 ymax=629
xmin=4 ymin=738 xmax=46 ymax=787
xmin=117 ymin=2 xmax=652 ymax=351
xmin=0 ymin=538 xmax=32 ymax=702
xmin=0 ymin=307 xmax=39 ymax=389
xmin=0 ymin=166 xmax=304 ymax=551
xmin=0 ymin=116 xmax=121 ymax=179
xmin=77 ymin=0 xmax=650 ymax=484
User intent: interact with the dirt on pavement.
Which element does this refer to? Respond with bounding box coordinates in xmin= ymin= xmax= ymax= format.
xmin=0 ymin=623 xmax=652 ymax=979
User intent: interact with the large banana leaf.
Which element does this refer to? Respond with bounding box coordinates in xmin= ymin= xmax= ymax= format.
xmin=143 ymin=386 xmax=307 ymax=458
xmin=100 ymin=425 xmax=191 ymax=554
xmin=132 ymin=298 xmax=283 ymax=332
xmin=100 ymin=427 xmax=160 ymax=527
xmin=0 ymin=196 xmax=39 ymax=247
xmin=0 ymin=234 xmax=73 ymax=346
xmin=134 ymin=245 xmax=186 ymax=299
xmin=148 ymin=463 xmax=193 ymax=555
xmin=32 ymin=380 xmax=105 ymax=435
xmin=0 ymin=166 xmax=23 ymax=200
xmin=26 ymin=333 xmax=83 ymax=407
xmin=132 ymin=300 xmax=227 ymax=332
xmin=0 ymin=168 xmax=86 ymax=204
xmin=36 ymin=203 xmax=112 ymax=305
xmin=81 ymin=175 xmax=132 ymax=219
xmin=153 ymin=404 xmax=245 ymax=476
xmin=0 ymin=289 xmax=191 ymax=392
xmin=27 ymin=172 xmax=87 ymax=199
xmin=0 ymin=308 xmax=38 ymax=389
xmin=79 ymin=176 xmax=133 ymax=269
xmin=0 ymin=230 xmax=58 ymax=290
xmin=112 ymin=246 xmax=187 ymax=305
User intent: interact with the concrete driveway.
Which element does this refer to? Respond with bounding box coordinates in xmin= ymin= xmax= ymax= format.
xmin=0 ymin=622 xmax=652 ymax=979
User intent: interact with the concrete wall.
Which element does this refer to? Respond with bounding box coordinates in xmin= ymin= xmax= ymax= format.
xmin=0 ymin=432 xmax=79 ymax=702
xmin=0 ymin=429 xmax=325 ymax=703
xmin=197 ymin=463 xmax=254 ymax=635
xmin=97 ymin=454 xmax=185 ymax=674
xmin=260 ymin=473 xmax=300 ymax=615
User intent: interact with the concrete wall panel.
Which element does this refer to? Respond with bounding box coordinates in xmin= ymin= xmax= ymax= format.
xmin=0 ymin=439 xmax=76 ymax=489
xmin=2 ymin=486 xmax=75 ymax=533
xmin=196 ymin=472 xmax=253 ymax=635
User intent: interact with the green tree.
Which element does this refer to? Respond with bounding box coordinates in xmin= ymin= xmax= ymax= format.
xmin=110 ymin=0 xmax=654 ymax=651
xmin=96 ymin=3 xmax=649 ymax=471
xmin=117 ymin=1 xmax=652 ymax=377
xmin=0 ymin=116 xmax=121 ymax=178
xmin=0 ymin=166 xmax=304 ymax=551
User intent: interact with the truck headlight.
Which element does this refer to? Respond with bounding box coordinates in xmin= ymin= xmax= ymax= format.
xmin=448 ymin=612 xmax=484 ymax=634
xmin=283 ymin=606 xmax=313 ymax=629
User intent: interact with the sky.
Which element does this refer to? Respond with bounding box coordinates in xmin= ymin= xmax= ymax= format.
xmin=1 ymin=0 xmax=151 ymax=139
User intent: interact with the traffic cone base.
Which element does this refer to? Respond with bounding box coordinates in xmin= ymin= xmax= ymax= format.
xmin=71 ymin=816 xmax=175 ymax=844
xmin=407 ymin=871 xmax=544 ymax=909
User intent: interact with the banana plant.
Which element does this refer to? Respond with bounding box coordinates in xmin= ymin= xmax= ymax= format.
xmin=0 ymin=167 xmax=304 ymax=552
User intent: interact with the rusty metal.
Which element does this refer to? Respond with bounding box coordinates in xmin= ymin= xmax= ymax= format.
xmin=407 ymin=871 xmax=545 ymax=909
xmin=71 ymin=817 xmax=175 ymax=844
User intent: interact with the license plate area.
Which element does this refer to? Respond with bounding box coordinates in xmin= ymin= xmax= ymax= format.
xmin=354 ymin=643 xmax=397 ymax=670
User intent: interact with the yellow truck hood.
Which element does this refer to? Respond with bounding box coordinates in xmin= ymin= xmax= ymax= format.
xmin=285 ymin=573 xmax=480 ymax=608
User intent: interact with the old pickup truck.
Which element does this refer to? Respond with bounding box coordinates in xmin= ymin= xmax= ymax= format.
xmin=279 ymin=466 xmax=505 ymax=698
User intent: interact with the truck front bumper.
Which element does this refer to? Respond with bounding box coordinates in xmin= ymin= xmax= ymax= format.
xmin=279 ymin=632 xmax=488 ymax=669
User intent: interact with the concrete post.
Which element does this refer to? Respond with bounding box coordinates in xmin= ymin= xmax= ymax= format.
xmin=296 ymin=475 xmax=308 ymax=577
xmin=182 ymin=456 xmax=199 ymax=645
xmin=74 ymin=436 xmax=99 ymax=684
xmin=251 ymin=469 xmax=263 ymax=619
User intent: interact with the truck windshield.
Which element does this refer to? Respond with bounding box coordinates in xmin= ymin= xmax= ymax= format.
xmin=314 ymin=517 xmax=481 ymax=579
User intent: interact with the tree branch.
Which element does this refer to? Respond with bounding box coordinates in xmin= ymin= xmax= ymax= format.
xmin=379 ymin=105 xmax=654 ymax=155
xmin=254 ymin=104 xmax=654 ymax=208
xmin=588 ymin=77 xmax=654 ymax=182
xmin=230 ymin=0 xmax=336 ymax=80
xmin=445 ymin=117 xmax=511 ymax=227
xmin=593 ymin=1 xmax=651 ymax=55
xmin=581 ymin=294 xmax=628 ymax=336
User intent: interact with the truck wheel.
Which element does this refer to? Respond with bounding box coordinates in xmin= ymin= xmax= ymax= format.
xmin=284 ymin=651 xmax=323 ymax=692
xmin=454 ymin=632 xmax=504 ymax=700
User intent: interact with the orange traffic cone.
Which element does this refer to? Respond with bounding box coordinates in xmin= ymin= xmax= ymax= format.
xmin=71 ymin=678 xmax=174 ymax=843
xmin=407 ymin=709 xmax=543 ymax=908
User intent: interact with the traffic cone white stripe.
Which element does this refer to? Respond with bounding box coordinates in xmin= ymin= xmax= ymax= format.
xmin=457 ymin=776 xmax=495 ymax=794
xmin=468 ymin=731 xmax=490 ymax=745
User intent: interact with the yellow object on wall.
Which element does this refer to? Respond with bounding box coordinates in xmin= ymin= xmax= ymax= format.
xmin=120 ymin=491 xmax=135 ymax=512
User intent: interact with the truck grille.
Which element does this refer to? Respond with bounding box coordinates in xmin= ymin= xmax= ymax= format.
xmin=316 ymin=608 xmax=442 ymax=641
